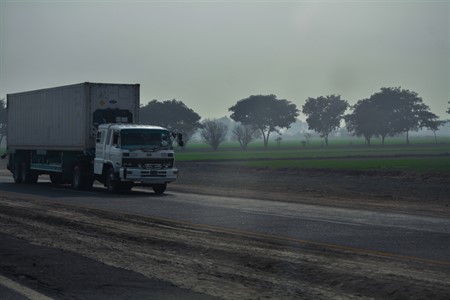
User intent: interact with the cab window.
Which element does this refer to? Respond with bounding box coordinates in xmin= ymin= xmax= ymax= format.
xmin=96 ymin=131 xmax=102 ymax=143
xmin=112 ymin=131 xmax=120 ymax=147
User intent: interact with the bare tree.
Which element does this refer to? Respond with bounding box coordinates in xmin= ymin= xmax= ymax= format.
xmin=200 ymin=119 xmax=228 ymax=151
xmin=231 ymin=124 xmax=260 ymax=150
xmin=419 ymin=111 xmax=445 ymax=144
xmin=275 ymin=135 xmax=282 ymax=147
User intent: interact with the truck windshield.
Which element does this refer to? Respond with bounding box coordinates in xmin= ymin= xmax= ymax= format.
xmin=120 ymin=129 xmax=172 ymax=150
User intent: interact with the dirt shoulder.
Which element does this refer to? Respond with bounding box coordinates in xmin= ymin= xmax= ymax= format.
xmin=172 ymin=161 xmax=450 ymax=217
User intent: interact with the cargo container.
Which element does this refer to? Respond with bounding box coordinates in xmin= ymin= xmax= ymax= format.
xmin=5 ymin=83 xmax=183 ymax=194
xmin=7 ymin=82 xmax=139 ymax=150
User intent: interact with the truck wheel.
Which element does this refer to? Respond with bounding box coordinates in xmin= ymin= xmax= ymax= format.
xmin=72 ymin=165 xmax=85 ymax=190
xmin=84 ymin=175 xmax=95 ymax=190
xmin=120 ymin=182 xmax=133 ymax=193
xmin=152 ymin=183 xmax=167 ymax=195
xmin=21 ymin=163 xmax=38 ymax=184
xmin=13 ymin=162 xmax=22 ymax=184
xmin=50 ymin=173 xmax=62 ymax=185
xmin=105 ymin=167 xmax=119 ymax=193
xmin=28 ymin=171 xmax=38 ymax=184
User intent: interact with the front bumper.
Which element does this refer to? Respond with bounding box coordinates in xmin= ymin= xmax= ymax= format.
xmin=119 ymin=167 xmax=178 ymax=184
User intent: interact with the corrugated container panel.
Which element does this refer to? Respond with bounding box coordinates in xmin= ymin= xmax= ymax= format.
xmin=7 ymin=83 xmax=139 ymax=151
xmin=7 ymin=83 xmax=88 ymax=150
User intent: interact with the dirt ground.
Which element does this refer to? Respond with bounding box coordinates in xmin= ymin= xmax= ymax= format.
xmin=1 ymin=160 xmax=450 ymax=299
xmin=173 ymin=161 xmax=450 ymax=217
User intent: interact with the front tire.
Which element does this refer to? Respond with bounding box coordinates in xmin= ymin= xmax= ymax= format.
xmin=152 ymin=183 xmax=167 ymax=195
xmin=105 ymin=167 xmax=120 ymax=193
xmin=120 ymin=182 xmax=133 ymax=193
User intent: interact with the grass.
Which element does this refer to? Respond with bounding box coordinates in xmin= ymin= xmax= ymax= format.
xmin=186 ymin=136 xmax=450 ymax=150
xmin=176 ymin=143 xmax=450 ymax=162
xmin=176 ymin=138 xmax=450 ymax=174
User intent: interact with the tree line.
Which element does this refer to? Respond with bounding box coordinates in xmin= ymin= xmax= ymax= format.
xmin=139 ymin=87 xmax=449 ymax=150
xmin=1 ymin=88 xmax=449 ymax=150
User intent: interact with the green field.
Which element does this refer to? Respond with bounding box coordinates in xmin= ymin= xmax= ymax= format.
xmin=176 ymin=142 xmax=449 ymax=161
xmin=185 ymin=135 xmax=450 ymax=150
xmin=177 ymin=139 xmax=450 ymax=174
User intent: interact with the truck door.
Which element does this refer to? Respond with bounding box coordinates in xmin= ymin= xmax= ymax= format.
xmin=106 ymin=129 xmax=122 ymax=172
xmin=94 ymin=129 xmax=106 ymax=175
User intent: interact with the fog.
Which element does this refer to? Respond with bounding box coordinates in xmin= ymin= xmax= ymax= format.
xmin=1 ymin=0 xmax=448 ymax=119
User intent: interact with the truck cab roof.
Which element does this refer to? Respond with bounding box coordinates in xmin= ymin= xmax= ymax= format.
xmin=98 ymin=124 xmax=169 ymax=131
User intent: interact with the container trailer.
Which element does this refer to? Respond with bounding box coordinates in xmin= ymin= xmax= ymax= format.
xmin=5 ymin=82 xmax=183 ymax=194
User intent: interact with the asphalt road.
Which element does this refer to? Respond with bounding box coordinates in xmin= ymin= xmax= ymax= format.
xmin=1 ymin=175 xmax=450 ymax=264
xmin=0 ymin=234 xmax=216 ymax=300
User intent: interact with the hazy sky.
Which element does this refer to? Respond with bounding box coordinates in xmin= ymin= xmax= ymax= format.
xmin=1 ymin=0 xmax=448 ymax=120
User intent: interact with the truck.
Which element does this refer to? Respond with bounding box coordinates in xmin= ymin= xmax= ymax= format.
xmin=4 ymin=82 xmax=183 ymax=194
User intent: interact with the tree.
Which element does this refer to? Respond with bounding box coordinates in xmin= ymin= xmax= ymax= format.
xmin=345 ymin=98 xmax=379 ymax=146
xmin=231 ymin=123 xmax=260 ymax=150
xmin=447 ymin=101 xmax=450 ymax=115
xmin=371 ymin=87 xmax=433 ymax=145
xmin=390 ymin=89 xmax=427 ymax=145
xmin=346 ymin=87 xmax=438 ymax=145
xmin=229 ymin=95 xmax=298 ymax=148
xmin=302 ymin=95 xmax=348 ymax=146
xmin=140 ymin=99 xmax=201 ymax=146
xmin=200 ymin=119 xmax=228 ymax=150
xmin=0 ymin=99 xmax=6 ymax=149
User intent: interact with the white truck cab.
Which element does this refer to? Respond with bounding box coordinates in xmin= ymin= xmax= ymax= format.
xmin=94 ymin=124 xmax=181 ymax=194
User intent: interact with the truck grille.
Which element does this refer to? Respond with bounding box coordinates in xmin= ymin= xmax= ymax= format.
xmin=122 ymin=158 xmax=174 ymax=169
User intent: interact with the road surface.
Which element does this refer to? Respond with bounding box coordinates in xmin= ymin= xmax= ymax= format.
xmin=1 ymin=175 xmax=450 ymax=263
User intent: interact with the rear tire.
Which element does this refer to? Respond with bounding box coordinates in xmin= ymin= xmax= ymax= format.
xmin=13 ymin=162 xmax=22 ymax=184
xmin=50 ymin=173 xmax=63 ymax=185
xmin=72 ymin=165 xmax=84 ymax=190
xmin=21 ymin=162 xmax=38 ymax=184
xmin=152 ymin=183 xmax=167 ymax=195
xmin=72 ymin=164 xmax=94 ymax=190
